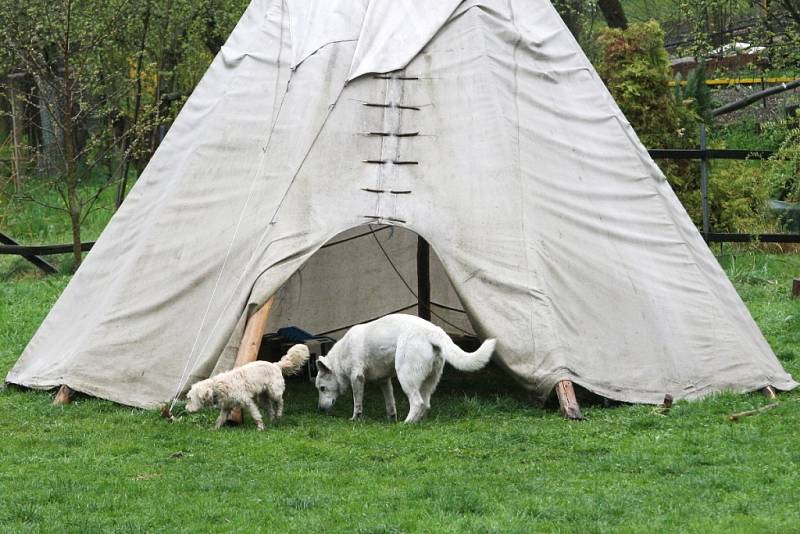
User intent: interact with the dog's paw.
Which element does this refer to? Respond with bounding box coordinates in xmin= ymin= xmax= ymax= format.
xmin=387 ymin=413 xmax=398 ymax=422
xmin=350 ymin=412 xmax=363 ymax=421
xmin=256 ymin=424 xmax=266 ymax=431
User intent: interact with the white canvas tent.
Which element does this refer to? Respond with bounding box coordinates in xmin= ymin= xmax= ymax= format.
xmin=7 ymin=0 xmax=797 ymax=409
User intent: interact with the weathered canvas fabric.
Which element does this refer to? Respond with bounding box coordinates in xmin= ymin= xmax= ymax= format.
xmin=7 ymin=0 xmax=796 ymax=408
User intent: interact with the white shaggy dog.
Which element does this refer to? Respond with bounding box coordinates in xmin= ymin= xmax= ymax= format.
xmin=186 ymin=344 xmax=309 ymax=430
xmin=315 ymin=314 xmax=496 ymax=423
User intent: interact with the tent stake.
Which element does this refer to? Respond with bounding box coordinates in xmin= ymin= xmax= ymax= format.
xmin=225 ymin=297 xmax=274 ymax=425
xmin=53 ymin=385 xmax=76 ymax=406
xmin=555 ymin=380 xmax=583 ymax=420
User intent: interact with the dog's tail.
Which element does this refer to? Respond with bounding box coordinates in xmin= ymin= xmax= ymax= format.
xmin=277 ymin=344 xmax=310 ymax=376
xmin=437 ymin=334 xmax=496 ymax=372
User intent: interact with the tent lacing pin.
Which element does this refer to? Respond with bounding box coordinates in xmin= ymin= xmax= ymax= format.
xmin=361 ymin=189 xmax=412 ymax=195
xmin=362 ymin=159 xmax=387 ymax=164
xmin=392 ymin=160 xmax=419 ymax=165
xmin=363 ymin=102 xmax=421 ymax=111
xmin=365 ymin=132 xmax=420 ymax=137
xmin=374 ymin=75 xmax=419 ymax=80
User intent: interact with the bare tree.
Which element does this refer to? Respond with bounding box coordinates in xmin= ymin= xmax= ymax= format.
xmin=1 ymin=0 xmax=145 ymax=267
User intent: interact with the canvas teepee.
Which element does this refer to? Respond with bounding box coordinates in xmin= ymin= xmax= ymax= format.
xmin=7 ymin=0 xmax=796 ymax=408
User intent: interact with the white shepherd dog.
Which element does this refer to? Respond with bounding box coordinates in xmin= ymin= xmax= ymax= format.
xmin=315 ymin=314 xmax=496 ymax=423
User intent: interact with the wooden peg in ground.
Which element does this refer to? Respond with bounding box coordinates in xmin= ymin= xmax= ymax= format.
xmin=729 ymin=403 xmax=779 ymax=422
xmin=53 ymin=385 xmax=76 ymax=405
xmin=555 ymin=380 xmax=583 ymax=420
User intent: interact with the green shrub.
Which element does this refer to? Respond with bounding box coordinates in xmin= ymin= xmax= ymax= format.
xmin=707 ymin=159 xmax=780 ymax=233
xmin=596 ymin=21 xmax=698 ymax=150
xmin=595 ymin=21 xmax=794 ymax=234
xmin=681 ymin=61 xmax=715 ymax=124
xmin=596 ymin=21 xmax=702 ymax=221
xmin=769 ymin=126 xmax=800 ymax=202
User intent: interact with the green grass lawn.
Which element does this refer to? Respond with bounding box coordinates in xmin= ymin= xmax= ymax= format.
xmin=1 ymin=248 xmax=799 ymax=533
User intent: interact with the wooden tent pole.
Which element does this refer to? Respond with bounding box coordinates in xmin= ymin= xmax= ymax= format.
xmin=53 ymin=385 xmax=76 ymax=406
xmin=555 ymin=380 xmax=583 ymax=420
xmin=762 ymin=386 xmax=777 ymax=399
xmin=226 ymin=297 xmax=274 ymax=424
xmin=417 ymin=237 xmax=431 ymax=321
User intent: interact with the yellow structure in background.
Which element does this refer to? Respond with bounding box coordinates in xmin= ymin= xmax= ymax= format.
xmin=671 ymin=77 xmax=800 ymax=87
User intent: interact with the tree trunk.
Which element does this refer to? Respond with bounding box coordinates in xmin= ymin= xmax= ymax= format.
xmin=35 ymin=75 xmax=62 ymax=177
xmin=598 ymin=0 xmax=628 ymax=29
xmin=63 ymin=0 xmax=82 ymax=269
xmin=7 ymin=73 xmax=27 ymax=190
xmin=116 ymin=0 xmax=152 ymax=209
xmin=553 ymin=0 xmax=584 ymax=38
xmin=201 ymin=2 xmax=226 ymax=55
xmin=68 ymin=186 xmax=82 ymax=268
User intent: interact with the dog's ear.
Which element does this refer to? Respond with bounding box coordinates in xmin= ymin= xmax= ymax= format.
xmin=316 ymin=356 xmax=331 ymax=373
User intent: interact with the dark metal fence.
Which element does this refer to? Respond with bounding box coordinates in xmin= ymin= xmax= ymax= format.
xmin=649 ymin=123 xmax=799 ymax=244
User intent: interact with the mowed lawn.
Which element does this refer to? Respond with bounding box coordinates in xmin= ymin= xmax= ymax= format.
xmin=1 ymin=251 xmax=799 ymax=533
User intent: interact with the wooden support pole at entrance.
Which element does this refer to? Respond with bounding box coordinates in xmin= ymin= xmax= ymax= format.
xmin=555 ymin=380 xmax=583 ymax=420
xmin=417 ymin=237 xmax=431 ymax=321
xmin=226 ymin=297 xmax=274 ymax=425
xmin=53 ymin=385 xmax=76 ymax=406
xmin=762 ymin=385 xmax=777 ymax=399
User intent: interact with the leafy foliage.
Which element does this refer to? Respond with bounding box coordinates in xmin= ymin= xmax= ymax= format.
xmin=768 ymin=125 xmax=800 ymax=202
xmin=596 ymin=21 xmax=706 ymax=220
xmin=707 ymin=159 xmax=780 ymax=232
xmin=595 ymin=19 xmax=799 ymax=232
xmin=0 ymin=0 xmax=248 ymax=268
xmin=681 ymin=61 xmax=715 ymax=124
xmin=597 ymin=21 xmax=698 ymax=148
